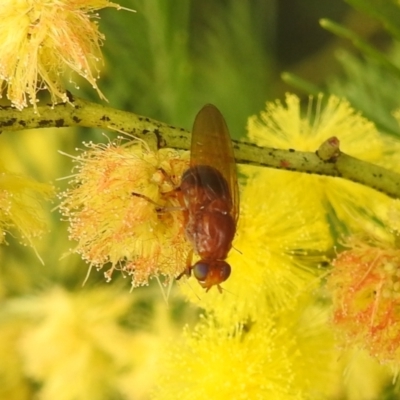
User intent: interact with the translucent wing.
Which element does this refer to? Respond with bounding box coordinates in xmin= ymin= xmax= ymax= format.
xmin=190 ymin=104 xmax=239 ymax=224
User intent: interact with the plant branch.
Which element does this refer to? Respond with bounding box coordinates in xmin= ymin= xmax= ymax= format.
xmin=1 ymin=94 xmax=400 ymax=199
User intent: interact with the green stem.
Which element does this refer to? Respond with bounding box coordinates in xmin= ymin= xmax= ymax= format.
xmin=1 ymin=95 xmax=400 ymax=199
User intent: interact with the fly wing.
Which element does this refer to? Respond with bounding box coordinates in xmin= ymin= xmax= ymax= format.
xmin=190 ymin=104 xmax=239 ymax=224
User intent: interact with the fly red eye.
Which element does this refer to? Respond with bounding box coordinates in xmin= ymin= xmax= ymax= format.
xmin=193 ymin=260 xmax=231 ymax=285
xmin=193 ymin=262 xmax=209 ymax=282
xmin=219 ymin=262 xmax=231 ymax=282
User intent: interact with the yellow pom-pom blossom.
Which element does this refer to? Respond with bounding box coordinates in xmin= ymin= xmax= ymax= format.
xmin=0 ymin=162 xmax=54 ymax=248
xmin=0 ymin=320 xmax=33 ymax=400
xmin=154 ymin=293 xmax=338 ymax=400
xmin=328 ymin=234 xmax=400 ymax=365
xmin=59 ymin=137 xmax=190 ymax=288
xmin=179 ymin=165 xmax=332 ymax=324
xmin=13 ymin=286 xmax=179 ymax=400
xmin=247 ymin=93 xmax=391 ymax=233
xmin=0 ymin=0 xmax=126 ymax=110
xmin=336 ymin=348 xmax=393 ymax=400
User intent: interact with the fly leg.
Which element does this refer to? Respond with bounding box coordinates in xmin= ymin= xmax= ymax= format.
xmin=158 ymin=167 xmax=178 ymax=189
xmin=131 ymin=192 xmax=163 ymax=208
xmin=132 ymin=165 xmax=184 ymax=211
xmin=176 ymin=249 xmax=193 ymax=280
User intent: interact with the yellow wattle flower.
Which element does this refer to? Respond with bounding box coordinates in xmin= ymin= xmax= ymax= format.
xmin=154 ymin=293 xmax=338 ymax=400
xmin=248 ymin=93 xmax=392 ymax=234
xmin=329 ymin=234 xmax=400 ymax=365
xmin=60 ymin=137 xmax=190 ymax=288
xmin=179 ymin=165 xmax=331 ymax=324
xmin=0 ymin=0 xmax=127 ymax=109
xmin=5 ymin=286 xmax=178 ymax=400
xmin=0 ymin=162 xmax=54 ymax=250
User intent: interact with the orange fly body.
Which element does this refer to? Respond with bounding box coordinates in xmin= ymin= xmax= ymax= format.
xmin=179 ymin=104 xmax=239 ymax=292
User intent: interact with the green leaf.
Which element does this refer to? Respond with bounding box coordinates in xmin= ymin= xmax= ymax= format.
xmin=320 ymin=18 xmax=400 ymax=79
xmin=345 ymin=0 xmax=400 ymax=41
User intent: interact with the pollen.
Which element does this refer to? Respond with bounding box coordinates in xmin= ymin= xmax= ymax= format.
xmin=328 ymin=237 xmax=400 ymax=364
xmin=0 ymin=164 xmax=54 ymax=250
xmin=59 ymin=137 xmax=190 ymax=288
xmin=0 ymin=0 xmax=127 ymax=109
